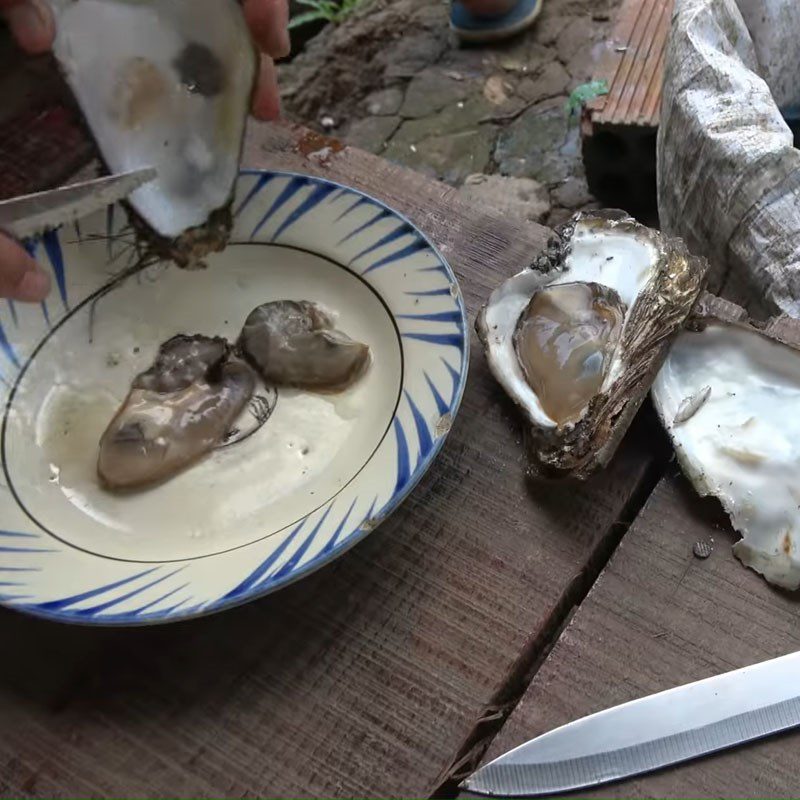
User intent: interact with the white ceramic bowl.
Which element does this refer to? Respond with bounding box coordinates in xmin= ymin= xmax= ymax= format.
xmin=0 ymin=170 xmax=468 ymax=625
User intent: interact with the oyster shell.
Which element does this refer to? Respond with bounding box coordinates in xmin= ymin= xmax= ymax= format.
xmin=98 ymin=335 xmax=256 ymax=490
xmin=476 ymin=210 xmax=707 ymax=479
xmin=239 ymin=301 xmax=372 ymax=392
xmin=48 ymin=0 xmax=257 ymax=265
xmin=653 ymin=294 xmax=800 ymax=590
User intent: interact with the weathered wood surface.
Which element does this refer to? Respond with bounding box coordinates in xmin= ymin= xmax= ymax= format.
xmin=472 ymin=474 xmax=800 ymax=798
xmin=0 ymin=120 xmax=660 ymax=797
xmin=0 ymin=38 xmax=91 ymax=200
xmin=587 ymin=0 xmax=674 ymax=129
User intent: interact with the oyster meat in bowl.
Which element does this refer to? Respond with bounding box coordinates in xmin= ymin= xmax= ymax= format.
xmin=0 ymin=171 xmax=468 ymax=625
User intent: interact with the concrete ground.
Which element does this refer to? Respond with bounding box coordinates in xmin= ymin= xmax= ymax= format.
xmin=279 ymin=0 xmax=620 ymax=227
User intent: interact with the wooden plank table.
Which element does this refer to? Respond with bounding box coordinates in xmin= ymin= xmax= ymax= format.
xmin=470 ymin=473 xmax=800 ymax=798
xmin=0 ymin=120 xmax=662 ymax=797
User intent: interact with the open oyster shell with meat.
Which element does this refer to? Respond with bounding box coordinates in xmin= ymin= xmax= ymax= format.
xmin=476 ymin=210 xmax=708 ymax=480
xmin=653 ymin=294 xmax=800 ymax=591
xmin=47 ymin=0 xmax=257 ymax=266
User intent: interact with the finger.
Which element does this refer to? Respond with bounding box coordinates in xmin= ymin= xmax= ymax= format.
xmin=0 ymin=235 xmax=51 ymax=302
xmin=243 ymin=0 xmax=290 ymax=60
xmin=0 ymin=0 xmax=55 ymax=55
xmin=251 ymin=55 xmax=281 ymax=121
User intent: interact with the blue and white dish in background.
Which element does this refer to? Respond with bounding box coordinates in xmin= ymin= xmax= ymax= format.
xmin=0 ymin=170 xmax=468 ymax=625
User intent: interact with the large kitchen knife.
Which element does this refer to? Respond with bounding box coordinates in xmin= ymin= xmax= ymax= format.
xmin=0 ymin=167 xmax=156 ymax=240
xmin=462 ymin=650 xmax=800 ymax=796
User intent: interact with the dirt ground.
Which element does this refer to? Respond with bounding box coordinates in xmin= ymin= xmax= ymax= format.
xmin=279 ymin=0 xmax=620 ymax=228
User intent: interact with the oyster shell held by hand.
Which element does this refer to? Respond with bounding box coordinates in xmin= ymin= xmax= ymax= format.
xmin=47 ymin=0 xmax=257 ymax=266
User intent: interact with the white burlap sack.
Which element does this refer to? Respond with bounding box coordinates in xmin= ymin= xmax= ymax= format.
xmin=736 ymin=0 xmax=800 ymax=111
xmin=658 ymin=0 xmax=800 ymax=317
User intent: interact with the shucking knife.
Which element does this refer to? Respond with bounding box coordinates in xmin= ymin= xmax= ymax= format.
xmin=462 ymin=650 xmax=800 ymax=797
xmin=0 ymin=167 xmax=156 ymax=240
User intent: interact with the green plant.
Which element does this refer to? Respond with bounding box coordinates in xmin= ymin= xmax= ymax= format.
xmin=565 ymin=80 xmax=609 ymax=118
xmin=288 ymin=0 xmax=368 ymax=29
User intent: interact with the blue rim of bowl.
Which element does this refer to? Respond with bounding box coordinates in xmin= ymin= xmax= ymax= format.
xmin=1 ymin=169 xmax=470 ymax=626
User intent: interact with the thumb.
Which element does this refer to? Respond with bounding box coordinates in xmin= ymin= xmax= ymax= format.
xmin=0 ymin=235 xmax=52 ymax=302
xmin=0 ymin=0 xmax=55 ymax=54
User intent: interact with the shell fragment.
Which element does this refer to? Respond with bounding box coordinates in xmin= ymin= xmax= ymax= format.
xmin=653 ymin=296 xmax=800 ymax=590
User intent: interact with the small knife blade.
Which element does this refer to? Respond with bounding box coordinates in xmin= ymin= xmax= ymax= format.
xmin=0 ymin=167 xmax=157 ymax=240
xmin=462 ymin=650 xmax=800 ymax=797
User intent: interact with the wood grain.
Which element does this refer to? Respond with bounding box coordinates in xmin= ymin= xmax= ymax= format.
xmin=587 ymin=0 xmax=674 ymax=128
xmin=241 ymin=122 xmax=542 ymax=314
xmin=0 ymin=47 xmax=91 ymax=201
xmin=472 ymin=474 xmax=800 ymax=798
xmin=0 ymin=121 xmax=660 ymax=797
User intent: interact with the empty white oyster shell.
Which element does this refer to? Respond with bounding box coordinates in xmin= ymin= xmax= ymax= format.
xmin=476 ymin=210 xmax=707 ymax=479
xmin=653 ymin=294 xmax=800 ymax=590
xmin=48 ymin=0 xmax=257 ymax=264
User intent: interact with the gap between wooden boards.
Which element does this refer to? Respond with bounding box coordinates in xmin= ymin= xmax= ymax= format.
xmin=430 ymin=407 xmax=674 ymax=797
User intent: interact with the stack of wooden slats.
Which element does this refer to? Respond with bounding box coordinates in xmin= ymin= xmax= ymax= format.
xmin=581 ymin=0 xmax=674 ymax=223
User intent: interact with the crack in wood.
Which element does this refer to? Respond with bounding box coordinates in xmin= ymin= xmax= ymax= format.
xmin=430 ymin=413 xmax=671 ymax=798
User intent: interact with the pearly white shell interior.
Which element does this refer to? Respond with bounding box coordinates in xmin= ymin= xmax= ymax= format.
xmin=48 ymin=0 xmax=255 ymax=238
xmin=653 ymin=323 xmax=800 ymax=590
xmin=482 ymin=220 xmax=659 ymax=429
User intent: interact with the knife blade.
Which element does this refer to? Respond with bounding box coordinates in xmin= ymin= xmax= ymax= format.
xmin=462 ymin=650 xmax=800 ymax=797
xmin=0 ymin=167 xmax=157 ymax=240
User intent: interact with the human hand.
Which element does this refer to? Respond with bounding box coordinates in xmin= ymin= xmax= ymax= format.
xmin=244 ymin=0 xmax=291 ymax=121
xmin=0 ymin=1 xmax=54 ymax=300
xmin=0 ymin=0 xmax=288 ymax=302
xmin=0 ymin=0 xmax=289 ymax=114
xmin=0 ymin=235 xmax=52 ymax=301
xmin=0 ymin=0 xmax=53 ymax=53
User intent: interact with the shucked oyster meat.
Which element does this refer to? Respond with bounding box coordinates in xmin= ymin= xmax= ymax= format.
xmin=239 ymin=301 xmax=371 ymax=392
xmin=514 ymin=282 xmax=626 ymax=427
xmin=477 ymin=210 xmax=707 ymax=479
xmin=98 ymin=335 xmax=255 ymax=490
xmin=653 ymin=294 xmax=800 ymax=591
xmin=47 ymin=0 xmax=257 ymax=265
xmin=98 ymin=301 xmax=370 ymax=490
